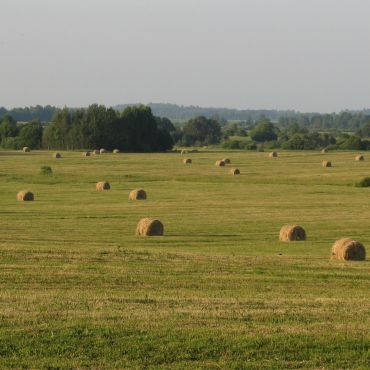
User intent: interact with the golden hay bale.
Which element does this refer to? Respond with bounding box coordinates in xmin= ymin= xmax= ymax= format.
xmin=136 ymin=218 xmax=164 ymax=236
xmin=321 ymin=148 xmax=328 ymax=153
xmin=22 ymin=147 xmax=30 ymax=153
xmin=222 ymin=158 xmax=231 ymax=164
xmin=322 ymin=160 xmax=332 ymax=167
xmin=100 ymin=148 xmax=107 ymax=154
xmin=17 ymin=190 xmax=34 ymax=201
xmin=269 ymin=152 xmax=278 ymax=158
xmin=93 ymin=149 xmax=100 ymax=155
xmin=181 ymin=150 xmax=188 ymax=155
xmin=82 ymin=151 xmax=91 ymax=157
xmin=215 ymin=160 xmax=225 ymax=167
xmin=279 ymin=225 xmax=306 ymax=242
xmin=230 ymin=168 xmax=240 ymax=175
xmin=53 ymin=152 xmax=61 ymax=158
xmin=96 ymin=181 xmax=110 ymax=191
xmin=356 ymin=155 xmax=365 ymax=161
xmin=113 ymin=149 xmax=120 ymax=154
xmin=129 ymin=189 xmax=147 ymax=200
xmin=331 ymin=238 xmax=366 ymax=261
xmin=183 ymin=158 xmax=192 ymax=164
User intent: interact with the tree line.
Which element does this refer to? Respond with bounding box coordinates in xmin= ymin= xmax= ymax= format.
xmin=1 ymin=104 xmax=370 ymax=132
xmin=0 ymin=105 xmax=174 ymax=151
xmin=222 ymin=117 xmax=370 ymax=151
xmin=2 ymin=105 xmax=370 ymax=152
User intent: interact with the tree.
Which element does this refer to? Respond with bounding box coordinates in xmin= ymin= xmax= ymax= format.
xmin=155 ymin=117 xmax=176 ymax=133
xmin=119 ymin=105 xmax=159 ymax=152
xmin=182 ymin=116 xmax=222 ymax=146
xmin=18 ymin=121 xmax=43 ymax=149
xmin=357 ymin=121 xmax=370 ymax=138
xmin=337 ymin=135 xmax=362 ymax=150
xmin=40 ymin=104 xmax=174 ymax=152
xmin=51 ymin=108 xmax=72 ymax=149
xmin=0 ymin=115 xmax=18 ymax=142
xmin=249 ymin=119 xmax=278 ymax=142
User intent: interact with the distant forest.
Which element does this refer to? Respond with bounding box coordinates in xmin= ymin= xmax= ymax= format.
xmin=2 ymin=103 xmax=370 ymax=151
xmin=1 ymin=103 xmax=370 ymax=131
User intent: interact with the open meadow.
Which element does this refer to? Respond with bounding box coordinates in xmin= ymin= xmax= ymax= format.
xmin=0 ymin=149 xmax=369 ymax=369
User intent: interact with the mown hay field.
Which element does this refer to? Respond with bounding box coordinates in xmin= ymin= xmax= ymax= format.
xmin=0 ymin=150 xmax=369 ymax=369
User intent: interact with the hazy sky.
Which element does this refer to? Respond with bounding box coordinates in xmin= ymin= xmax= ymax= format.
xmin=1 ymin=0 xmax=369 ymax=112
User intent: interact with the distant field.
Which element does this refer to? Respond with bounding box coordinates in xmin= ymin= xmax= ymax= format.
xmin=0 ymin=150 xmax=369 ymax=369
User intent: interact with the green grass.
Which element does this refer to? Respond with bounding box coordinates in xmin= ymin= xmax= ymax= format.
xmin=0 ymin=149 xmax=369 ymax=369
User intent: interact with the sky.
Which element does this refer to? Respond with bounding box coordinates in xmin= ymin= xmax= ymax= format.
xmin=0 ymin=0 xmax=369 ymax=112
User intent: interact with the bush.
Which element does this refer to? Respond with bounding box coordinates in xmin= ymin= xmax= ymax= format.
xmin=222 ymin=139 xmax=257 ymax=150
xmin=222 ymin=140 xmax=242 ymax=149
xmin=263 ymin=140 xmax=280 ymax=149
xmin=338 ymin=135 xmax=362 ymax=150
xmin=355 ymin=177 xmax=370 ymax=187
xmin=1 ymin=136 xmax=21 ymax=149
xmin=40 ymin=166 xmax=53 ymax=176
xmin=241 ymin=141 xmax=257 ymax=150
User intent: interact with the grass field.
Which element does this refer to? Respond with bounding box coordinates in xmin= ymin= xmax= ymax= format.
xmin=0 ymin=150 xmax=369 ymax=369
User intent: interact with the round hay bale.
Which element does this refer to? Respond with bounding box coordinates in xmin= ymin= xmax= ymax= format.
xmin=321 ymin=148 xmax=328 ymax=153
xmin=230 ymin=168 xmax=240 ymax=175
xmin=96 ymin=181 xmax=110 ymax=191
xmin=356 ymin=155 xmax=365 ymax=161
xmin=22 ymin=147 xmax=30 ymax=153
xmin=93 ymin=149 xmax=100 ymax=155
xmin=100 ymin=148 xmax=107 ymax=154
xmin=215 ymin=160 xmax=225 ymax=167
xmin=269 ymin=152 xmax=278 ymax=158
xmin=331 ymin=238 xmax=366 ymax=261
xmin=322 ymin=160 xmax=332 ymax=167
xmin=183 ymin=158 xmax=192 ymax=164
xmin=113 ymin=149 xmax=120 ymax=154
xmin=136 ymin=218 xmax=164 ymax=236
xmin=222 ymin=158 xmax=231 ymax=164
xmin=129 ymin=189 xmax=147 ymax=200
xmin=279 ymin=225 xmax=306 ymax=242
xmin=53 ymin=152 xmax=61 ymax=159
xmin=17 ymin=190 xmax=34 ymax=201
xmin=82 ymin=151 xmax=91 ymax=157
xmin=181 ymin=150 xmax=188 ymax=155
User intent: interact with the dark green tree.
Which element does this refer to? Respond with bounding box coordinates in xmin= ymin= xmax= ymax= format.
xmin=182 ymin=116 xmax=222 ymax=146
xmin=18 ymin=121 xmax=43 ymax=149
xmin=249 ymin=119 xmax=278 ymax=142
xmin=0 ymin=115 xmax=18 ymax=142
